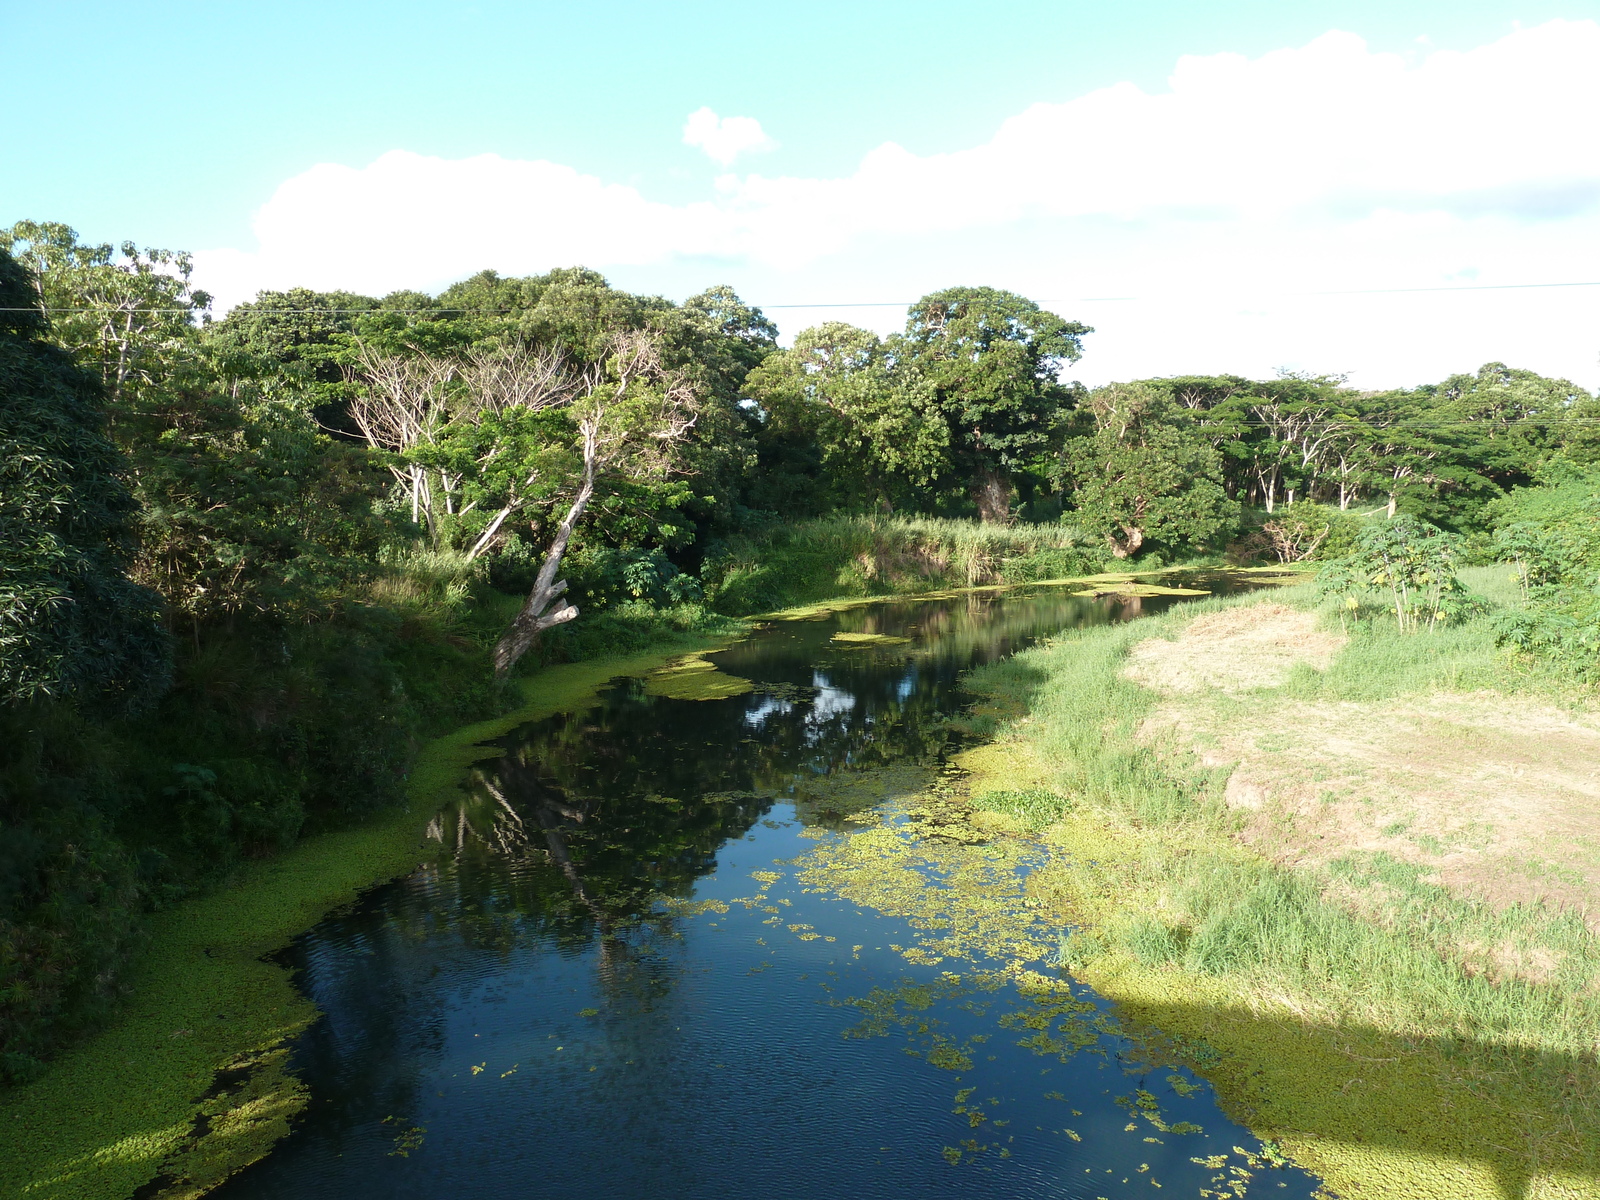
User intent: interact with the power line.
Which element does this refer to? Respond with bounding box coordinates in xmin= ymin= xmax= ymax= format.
xmin=9 ymin=276 xmax=1600 ymax=315
xmin=768 ymin=280 xmax=1600 ymax=305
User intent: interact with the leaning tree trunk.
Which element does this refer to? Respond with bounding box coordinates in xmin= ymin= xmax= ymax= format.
xmin=971 ymin=468 xmax=1013 ymax=524
xmin=491 ymin=467 xmax=594 ymax=676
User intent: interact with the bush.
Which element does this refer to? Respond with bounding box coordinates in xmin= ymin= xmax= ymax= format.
xmin=1317 ymin=516 xmax=1478 ymax=632
xmin=1229 ymin=502 xmax=1368 ymax=565
xmin=0 ymin=712 xmax=143 ymax=1082
xmin=565 ymin=547 xmax=703 ymax=610
xmin=1482 ymin=471 xmax=1600 ymax=673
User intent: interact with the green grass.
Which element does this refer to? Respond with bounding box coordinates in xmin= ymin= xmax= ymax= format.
xmin=703 ymin=515 xmax=1108 ymax=614
xmin=960 ymin=584 xmax=1600 ymax=1199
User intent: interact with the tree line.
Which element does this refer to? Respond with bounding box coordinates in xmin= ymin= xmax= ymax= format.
xmin=9 ymin=218 xmax=1600 ymax=715
xmin=4 ymin=216 xmax=1599 ymax=1081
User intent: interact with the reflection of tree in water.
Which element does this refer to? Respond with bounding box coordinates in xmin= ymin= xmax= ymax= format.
xmin=221 ymin=581 xmax=1298 ymax=1196
xmin=431 ymin=748 xmax=769 ymax=986
xmin=329 ymin=585 xmax=1212 ymax=1040
xmin=428 ymin=584 xmax=1199 ymax=941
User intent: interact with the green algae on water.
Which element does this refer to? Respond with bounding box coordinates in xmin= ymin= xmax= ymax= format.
xmin=1067 ymin=584 xmax=1210 ymax=598
xmin=641 ymin=652 xmax=755 ymax=700
xmin=791 ymin=798 xmax=1054 ymax=972
xmin=830 ymin=631 xmax=913 ymax=647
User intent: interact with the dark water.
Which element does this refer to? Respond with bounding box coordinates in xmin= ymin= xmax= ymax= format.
xmin=217 ymin=577 xmax=1321 ymax=1199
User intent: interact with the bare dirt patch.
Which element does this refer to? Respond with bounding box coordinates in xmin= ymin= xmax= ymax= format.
xmin=1145 ymin=685 xmax=1600 ymax=929
xmin=1124 ymin=602 xmax=1347 ymax=694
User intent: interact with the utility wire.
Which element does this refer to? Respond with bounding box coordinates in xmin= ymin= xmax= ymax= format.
xmin=9 ymin=276 xmax=1600 ymax=315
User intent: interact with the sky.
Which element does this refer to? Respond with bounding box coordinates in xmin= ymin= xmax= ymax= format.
xmin=6 ymin=0 xmax=1600 ymax=390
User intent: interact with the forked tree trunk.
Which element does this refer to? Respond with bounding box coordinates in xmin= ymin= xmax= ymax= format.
xmin=971 ymin=468 xmax=1013 ymax=524
xmin=491 ymin=467 xmax=595 ymax=676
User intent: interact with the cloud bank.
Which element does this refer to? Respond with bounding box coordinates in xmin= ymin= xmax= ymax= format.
xmin=196 ymin=21 xmax=1600 ymax=389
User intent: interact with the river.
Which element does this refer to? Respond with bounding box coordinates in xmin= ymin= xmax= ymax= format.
xmin=215 ymin=577 xmax=1322 ymax=1199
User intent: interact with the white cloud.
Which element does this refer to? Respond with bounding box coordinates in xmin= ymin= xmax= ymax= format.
xmin=682 ymin=107 xmax=777 ymax=166
xmin=194 ymin=21 xmax=1600 ymax=389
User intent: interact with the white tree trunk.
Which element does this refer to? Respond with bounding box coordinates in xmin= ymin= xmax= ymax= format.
xmin=491 ymin=458 xmax=596 ymax=675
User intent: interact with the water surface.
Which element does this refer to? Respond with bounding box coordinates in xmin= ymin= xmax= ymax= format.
xmin=218 ymin=578 xmax=1321 ymax=1199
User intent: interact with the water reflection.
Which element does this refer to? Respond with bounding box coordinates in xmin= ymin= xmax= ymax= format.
xmin=216 ymin=576 xmax=1319 ymax=1200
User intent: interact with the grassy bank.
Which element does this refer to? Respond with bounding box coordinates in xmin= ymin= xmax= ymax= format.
xmin=957 ymin=581 xmax=1600 ymax=1199
xmin=703 ymin=515 xmax=1109 ymax=613
xmin=0 ymin=632 xmax=745 ymax=1200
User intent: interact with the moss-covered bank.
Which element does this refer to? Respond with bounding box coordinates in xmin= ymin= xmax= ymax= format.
xmin=0 ymin=634 xmax=737 ymax=1200
xmin=955 ymin=586 xmax=1600 ymax=1200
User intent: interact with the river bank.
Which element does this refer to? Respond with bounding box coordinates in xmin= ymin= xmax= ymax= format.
xmin=3 ymin=524 xmax=1139 ymax=1200
xmin=957 ymin=579 xmax=1600 ymax=1199
xmin=0 ymin=512 xmax=1135 ymax=1200
xmin=17 ymin=563 xmax=1570 ymax=1200
xmin=0 ymin=559 xmax=1145 ymax=1200
xmin=0 ymin=632 xmax=751 ymax=1200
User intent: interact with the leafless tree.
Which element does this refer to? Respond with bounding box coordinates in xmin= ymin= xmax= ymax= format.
xmin=346 ymin=344 xmax=456 ymax=529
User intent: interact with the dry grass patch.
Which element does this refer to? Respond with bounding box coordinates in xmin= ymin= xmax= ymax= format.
xmin=1128 ymin=598 xmax=1600 ymax=923
xmin=1123 ymin=602 xmax=1346 ymax=694
xmin=1152 ymin=690 xmax=1600 ymax=924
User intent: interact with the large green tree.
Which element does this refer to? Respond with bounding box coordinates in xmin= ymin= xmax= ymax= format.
xmin=743 ymin=289 xmax=1090 ymax=520
xmin=1064 ymin=382 xmax=1238 ymax=558
xmin=0 ymin=249 xmax=168 ymax=709
xmin=896 ymin=287 xmax=1090 ymax=522
xmin=741 ymin=321 xmax=950 ymax=513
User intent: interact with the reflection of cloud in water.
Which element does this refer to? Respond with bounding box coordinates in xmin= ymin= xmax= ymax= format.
xmin=741 ymin=695 xmax=793 ymax=729
xmin=895 ymin=669 xmax=917 ymax=702
xmin=806 ymin=672 xmax=858 ymax=741
xmin=740 ymin=672 xmax=858 ymax=739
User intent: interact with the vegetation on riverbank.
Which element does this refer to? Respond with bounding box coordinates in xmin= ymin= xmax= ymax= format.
xmin=703 ymin=515 xmax=1106 ymax=613
xmin=957 ymin=575 xmax=1600 ymax=1199
xmin=0 ymin=636 xmax=746 ymax=1200
xmin=5 ymin=205 xmax=1600 ymax=1200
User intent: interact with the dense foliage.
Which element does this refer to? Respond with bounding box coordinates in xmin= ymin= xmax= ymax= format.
xmin=0 ymin=252 xmax=167 ymax=711
xmin=3 ymin=215 xmax=1598 ymax=1080
xmin=1483 ymin=464 xmax=1600 ymax=667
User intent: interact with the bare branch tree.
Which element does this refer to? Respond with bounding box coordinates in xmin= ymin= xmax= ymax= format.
xmin=458 ymin=343 xmax=584 ymax=419
xmin=490 ymin=330 xmax=700 ymax=676
xmin=345 ymin=343 xmax=456 ymax=529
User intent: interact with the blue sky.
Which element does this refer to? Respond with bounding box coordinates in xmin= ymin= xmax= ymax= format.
xmin=6 ymin=0 xmax=1600 ymax=387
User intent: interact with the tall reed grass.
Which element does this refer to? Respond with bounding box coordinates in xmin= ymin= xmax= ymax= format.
xmin=703 ymin=515 xmax=1107 ymax=614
